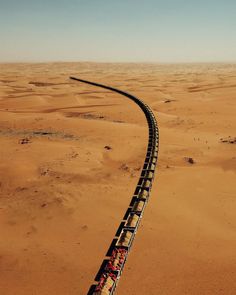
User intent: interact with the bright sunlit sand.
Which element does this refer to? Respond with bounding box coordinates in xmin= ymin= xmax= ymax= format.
xmin=0 ymin=62 xmax=235 ymax=294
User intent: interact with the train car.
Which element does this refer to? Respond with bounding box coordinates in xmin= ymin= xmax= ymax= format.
xmin=143 ymin=179 xmax=152 ymax=190
xmin=141 ymin=170 xmax=154 ymax=179
xmin=152 ymin=156 xmax=157 ymax=164
xmin=93 ymin=272 xmax=117 ymax=295
xmin=132 ymin=199 xmax=146 ymax=213
xmin=105 ymin=248 xmax=128 ymax=275
xmin=116 ymin=229 xmax=135 ymax=249
xmin=148 ymin=163 xmax=156 ymax=172
xmin=124 ymin=212 xmax=141 ymax=231
xmin=137 ymin=188 xmax=149 ymax=200
xmin=135 ymin=176 xmax=152 ymax=195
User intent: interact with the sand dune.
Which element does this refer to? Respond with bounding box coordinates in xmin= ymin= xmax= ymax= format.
xmin=0 ymin=62 xmax=236 ymax=295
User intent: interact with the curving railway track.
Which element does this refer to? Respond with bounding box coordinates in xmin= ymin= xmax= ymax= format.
xmin=70 ymin=77 xmax=159 ymax=295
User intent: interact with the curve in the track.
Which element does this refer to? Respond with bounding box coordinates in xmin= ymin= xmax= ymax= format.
xmin=69 ymin=76 xmax=159 ymax=295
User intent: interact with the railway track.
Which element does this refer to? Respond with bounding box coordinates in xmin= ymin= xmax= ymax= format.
xmin=70 ymin=77 xmax=159 ymax=295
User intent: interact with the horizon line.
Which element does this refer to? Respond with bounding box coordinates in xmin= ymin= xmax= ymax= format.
xmin=1 ymin=60 xmax=236 ymax=65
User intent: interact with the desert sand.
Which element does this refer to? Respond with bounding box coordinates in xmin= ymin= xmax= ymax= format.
xmin=0 ymin=62 xmax=235 ymax=295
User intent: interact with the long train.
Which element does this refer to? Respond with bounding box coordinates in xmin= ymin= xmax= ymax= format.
xmin=69 ymin=77 xmax=159 ymax=295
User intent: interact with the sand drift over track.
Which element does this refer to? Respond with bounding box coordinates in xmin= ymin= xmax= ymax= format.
xmin=70 ymin=77 xmax=159 ymax=295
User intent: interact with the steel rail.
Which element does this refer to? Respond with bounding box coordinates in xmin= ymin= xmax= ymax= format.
xmin=69 ymin=76 xmax=159 ymax=295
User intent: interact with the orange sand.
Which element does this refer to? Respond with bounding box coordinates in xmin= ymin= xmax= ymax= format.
xmin=0 ymin=62 xmax=235 ymax=295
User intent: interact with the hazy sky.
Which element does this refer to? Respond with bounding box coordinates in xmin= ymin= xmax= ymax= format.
xmin=0 ymin=0 xmax=236 ymax=62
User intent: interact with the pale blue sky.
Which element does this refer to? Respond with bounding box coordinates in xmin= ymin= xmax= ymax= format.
xmin=0 ymin=0 xmax=236 ymax=62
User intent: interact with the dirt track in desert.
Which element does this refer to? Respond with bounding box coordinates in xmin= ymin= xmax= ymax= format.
xmin=0 ymin=62 xmax=236 ymax=295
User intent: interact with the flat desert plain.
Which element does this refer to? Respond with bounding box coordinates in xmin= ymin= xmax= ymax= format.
xmin=0 ymin=62 xmax=235 ymax=295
